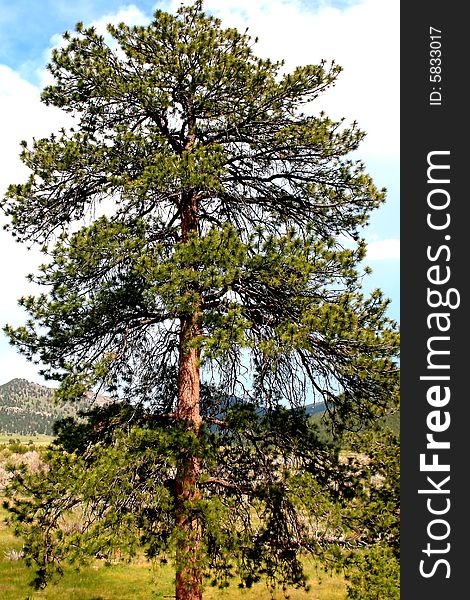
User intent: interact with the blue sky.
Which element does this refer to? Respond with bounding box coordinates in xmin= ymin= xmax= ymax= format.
xmin=0 ymin=0 xmax=399 ymax=384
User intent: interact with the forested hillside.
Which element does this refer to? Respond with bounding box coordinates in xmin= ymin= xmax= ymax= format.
xmin=0 ymin=379 xmax=109 ymax=435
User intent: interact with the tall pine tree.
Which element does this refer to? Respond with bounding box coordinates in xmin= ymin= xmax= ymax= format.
xmin=2 ymin=3 xmax=399 ymax=599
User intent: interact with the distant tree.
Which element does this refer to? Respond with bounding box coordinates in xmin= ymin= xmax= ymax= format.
xmin=337 ymin=423 xmax=400 ymax=599
xmin=1 ymin=2 xmax=399 ymax=599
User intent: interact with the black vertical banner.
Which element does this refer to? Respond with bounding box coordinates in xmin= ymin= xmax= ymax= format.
xmin=401 ymin=3 xmax=468 ymax=598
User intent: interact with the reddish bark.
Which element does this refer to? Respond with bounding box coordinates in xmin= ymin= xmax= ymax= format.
xmin=175 ymin=189 xmax=203 ymax=600
xmin=175 ymin=318 xmax=203 ymax=600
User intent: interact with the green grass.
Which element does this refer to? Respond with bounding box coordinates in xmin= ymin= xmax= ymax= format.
xmin=0 ymin=433 xmax=54 ymax=447
xmin=0 ymin=507 xmax=346 ymax=600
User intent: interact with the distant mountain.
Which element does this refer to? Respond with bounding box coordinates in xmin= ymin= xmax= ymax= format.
xmin=211 ymin=395 xmax=326 ymax=421
xmin=0 ymin=378 xmax=110 ymax=436
xmin=0 ymin=377 xmax=327 ymax=437
xmin=305 ymin=402 xmax=326 ymax=416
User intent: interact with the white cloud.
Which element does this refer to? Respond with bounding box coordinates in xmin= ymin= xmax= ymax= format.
xmin=89 ymin=3 xmax=151 ymax=30
xmin=0 ymin=65 xmax=70 ymax=192
xmin=365 ymin=238 xmax=400 ymax=260
xmin=35 ymin=0 xmax=400 ymax=159
xmin=39 ymin=5 xmax=152 ymax=89
xmin=183 ymin=0 xmax=400 ymax=159
xmin=0 ymin=66 xmax=57 ymax=384
xmin=0 ymin=65 xmax=64 ymax=270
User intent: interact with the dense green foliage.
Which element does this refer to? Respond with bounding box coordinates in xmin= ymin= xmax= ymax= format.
xmin=1 ymin=2 xmax=399 ymax=598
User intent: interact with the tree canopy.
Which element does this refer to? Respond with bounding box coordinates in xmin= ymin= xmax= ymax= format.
xmin=2 ymin=2 xmax=399 ymax=599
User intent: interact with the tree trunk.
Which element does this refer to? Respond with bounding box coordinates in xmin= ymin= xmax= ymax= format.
xmin=175 ymin=315 xmax=203 ymax=600
xmin=175 ymin=189 xmax=203 ymax=600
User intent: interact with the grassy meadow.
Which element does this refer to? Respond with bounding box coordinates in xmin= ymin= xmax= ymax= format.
xmin=0 ymin=486 xmax=346 ymax=600
xmin=0 ymin=434 xmax=54 ymax=447
xmin=0 ymin=436 xmax=348 ymax=599
xmin=0 ymin=507 xmax=346 ymax=599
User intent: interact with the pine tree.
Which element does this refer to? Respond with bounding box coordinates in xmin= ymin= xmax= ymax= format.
xmin=2 ymin=3 xmax=399 ymax=599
